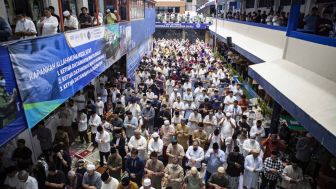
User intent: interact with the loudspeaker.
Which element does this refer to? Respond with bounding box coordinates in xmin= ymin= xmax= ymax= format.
xmin=227 ymin=37 xmax=233 ymax=47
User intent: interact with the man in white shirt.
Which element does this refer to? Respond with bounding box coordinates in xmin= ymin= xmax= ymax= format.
xmin=224 ymin=91 xmax=237 ymax=108
xmin=140 ymin=178 xmax=155 ymax=189
xmin=250 ymin=120 xmax=266 ymax=143
xmin=242 ymin=134 xmax=261 ymax=157
xmin=128 ymin=130 xmax=148 ymax=160
xmin=4 ymin=166 xmax=18 ymax=189
xmin=63 ymin=10 xmax=78 ymax=31
xmin=203 ymin=110 xmax=218 ymax=134
xmin=14 ymin=12 xmax=37 ymax=39
xmin=96 ymin=126 xmax=110 ymax=166
xmin=186 ymin=141 xmax=204 ymax=169
xmin=220 ymin=112 xmax=236 ymax=140
xmin=73 ymin=92 xmax=86 ymax=111
xmin=89 ymin=111 xmax=101 ymax=147
xmin=37 ymin=7 xmax=58 ymax=36
xmin=100 ymin=170 xmax=119 ymax=189
xmin=125 ymin=100 xmax=141 ymax=118
xmin=173 ymin=96 xmax=184 ymax=114
xmin=78 ymin=110 xmax=89 ymax=143
xmin=188 ymin=109 xmax=202 ymax=135
xmin=147 ymin=132 xmax=163 ymax=157
xmin=16 ymin=170 xmax=38 ymax=189
xmin=96 ymin=97 xmax=104 ymax=116
xmin=243 ymin=149 xmax=263 ymax=189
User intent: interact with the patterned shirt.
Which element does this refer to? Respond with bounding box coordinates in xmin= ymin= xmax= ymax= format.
xmin=263 ymin=157 xmax=283 ymax=180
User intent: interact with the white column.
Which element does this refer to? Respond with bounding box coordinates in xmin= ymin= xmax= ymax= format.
xmin=303 ymin=0 xmax=313 ymax=16
xmin=0 ymin=0 xmax=8 ymax=21
xmin=254 ymin=0 xmax=259 ymax=11
xmin=99 ymin=0 xmax=104 ymax=13
xmin=49 ymin=0 xmax=60 ymax=16
xmin=274 ymin=0 xmax=280 ymax=11
xmin=77 ymin=0 xmax=89 ymax=14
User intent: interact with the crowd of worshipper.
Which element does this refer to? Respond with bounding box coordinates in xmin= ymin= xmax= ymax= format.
xmin=220 ymin=6 xmax=336 ymax=37
xmin=0 ymin=6 xmax=120 ymax=42
xmin=156 ymin=12 xmax=207 ymax=23
xmin=1 ymin=38 xmax=336 ymax=189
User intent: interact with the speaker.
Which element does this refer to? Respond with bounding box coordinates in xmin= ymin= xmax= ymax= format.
xmin=227 ymin=37 xmax=233 ymax=47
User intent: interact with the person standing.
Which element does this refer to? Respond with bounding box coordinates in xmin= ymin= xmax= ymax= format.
xmin=125 ymin=149 xmax=145 ymax=187
xmin=16 ymin=170 xmax=38 ymax=189
xmin=124 ymin=111 xmax=139 ymax=139
xmin=250 ymin=120 xmax=266 ymax=143
xmin=63 ymin=10 xmax=78 ymax=31
xmin=96 ymin=126 xmax=110 ymax=167
xmin=141 ymin=102 xmax=155 ymax=133
xmin=144 ymin=152 xmax=165 ymax=189
xmin=37 ymin=7 xmax=58 ymax=36
xmin=0 ymin=16 xmax=11 ymax=42
xmin=89 ymin=110 xmax=101 ymax=147
xmin=78 ymin=7 xmax=92 ymax=29
xmin=183 ymin=167 xmax=204 ymax=189
xmin=204 ymin=142 xmax=226 ymax=186
xmin=107 ymin=147 xmax=123 ymax=180
xmin=185 ymin=141 xmax=204 ymax=170
xmin=163 ymin=157 xmax=184 ymax=189
xmin=128 ymin=130 xmax=148 ymax=160
xmin=78 ymin=110 xmax=90 ymax=144
xmin=260 ymin=151 xmax=283 ymax=189
xmin=280 ymin=157 xmax=304 ymax=189
xmin=175 ymin=119 xmax=190 ymax=150
xmin=166 ymin=139 xmax=185 ymax=165
xmin=36 ymin=123 xmax=52 ymax=162
xmin=243 ymin=149 xmax=263 ymax=189
xmin=226 ymin=146 xmax=244 ymax=189
xmin=100 ymin=172 xmax=119 ymax=189
xmin=147 ymin=132 xmax=163 ymax=158
xmin=14 ymin=12 xmax=37 ymax=39
xmin=45 ymin=164 xmax=66 ymax=189
xmin=12 ymin=139 xmax=33 ymax=170
xmin=105 ymin=9 xmax=117 ymax=24
xmin=82 ymin=164 xmax=102 ymax=189
xmin=96 ymin=97 xmax=105 ymax=116
xmin=207 ymin=167 xmax=229 ymax=189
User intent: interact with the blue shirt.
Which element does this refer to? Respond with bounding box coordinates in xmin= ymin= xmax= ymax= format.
xmin=205 ymin=148 xmax=226 ymax=173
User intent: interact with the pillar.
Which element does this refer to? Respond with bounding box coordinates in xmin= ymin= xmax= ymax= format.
xmin=254 ymin=0 xmax=259 ymax=11
xmin=0 ymin=0 xmax=7 ymax=21
xmin=182 ymin=29 xmax=186 ymax=40
xmin=270 ymin=101 xmax=281 ymax=134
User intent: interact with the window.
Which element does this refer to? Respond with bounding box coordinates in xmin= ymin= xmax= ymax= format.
xmin=259 ymin=0 xmax=274 ymax=7
xmin=246 ymin=0 xmax=255 ymax=9
xmin=130 ymin=0 xmax=145 ymax=19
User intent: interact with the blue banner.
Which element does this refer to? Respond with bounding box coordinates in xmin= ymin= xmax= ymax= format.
xmin=155 ymin=22 xmax=210 ymax=29
xmin=8 ymin=25 xmax=121 ymax=129
xmin=0 ymin=46 xmax=27 ymax=146
xmin=127 ymin=38 xmax=152 ymax=82
xmin=131 ymin=8 xmax=155 ymax=49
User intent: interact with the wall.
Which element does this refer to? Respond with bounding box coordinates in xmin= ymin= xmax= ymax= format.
xmin=284 ymin=37 xmax=336 ymax=83
xmin=217 ymin=19 xmax=286 ymax=49
xmin=0 ymin=0 xmax=7 ymax=20
xmin=130 ymin=8 xmax=156 ymax=48
xmin=127 ymin=37 xmax=153 ymax=81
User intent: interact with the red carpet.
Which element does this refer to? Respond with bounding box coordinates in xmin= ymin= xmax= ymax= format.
xmin=74 ymin=149 xmax=91 ymax=159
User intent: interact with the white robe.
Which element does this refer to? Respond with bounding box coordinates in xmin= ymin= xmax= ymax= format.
xmin=243 ymin=155 xmax=263 ymax=188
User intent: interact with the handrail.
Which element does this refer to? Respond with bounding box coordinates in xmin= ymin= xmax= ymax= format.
xmin=216 ymin=18 xmax=287 ymax=32
xmin=214 ymin=18 xmax=336 ymax=47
